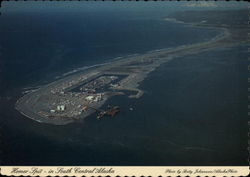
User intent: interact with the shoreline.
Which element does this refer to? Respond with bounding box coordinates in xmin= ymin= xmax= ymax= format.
xmin=37 ymin=18 xmax=226 ymax=90
xmin=15 ymin=14 xmax=238 ymax=125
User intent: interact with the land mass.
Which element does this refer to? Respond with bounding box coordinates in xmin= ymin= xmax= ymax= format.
xmin=15 ymin=10 xmax=247 ymax=125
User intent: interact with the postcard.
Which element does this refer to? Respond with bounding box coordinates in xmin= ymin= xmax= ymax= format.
xmin=0 ymin=1 xmax=249 ymax=176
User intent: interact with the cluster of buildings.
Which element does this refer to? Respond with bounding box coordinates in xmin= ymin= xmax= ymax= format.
xmin=45 ymin=74 xmax=120 ymax=118
xmin=79 ymin=75 xmax=118 ymax=93
xmin=50 ymin=105 xmax=66 ymax=113
xmin=47 ymin=92 xmax=104 ymax=117
xmin=85 ymin=93 xmax=103 ymax=103
xmin=50 ymin=74 xmax=90 ymax=94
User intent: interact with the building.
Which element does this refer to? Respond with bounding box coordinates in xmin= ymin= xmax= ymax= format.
xmin=57 ymin=105 xmax=66 ymax=111
xmin=85 ymin=95 xmax=94 ymax=101
xmin=60 ymin=105 xmax=65 ymax=111
xmin=50 ymin=109 xmax=56 ymax=113
xmin=94 ymin=93 xmax=102 ymax=102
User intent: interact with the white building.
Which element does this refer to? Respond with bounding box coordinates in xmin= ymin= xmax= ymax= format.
xmin=50 ymin=109 xmax=56 ymax=113
xmin=57 ymin=105 xmax=66 ymax=111
xmin=85 ymin=95 xmax=94 ymax=101
xmin=94 ymin=93 xmax=102 ymax=102
xmin=60 ymin=105 xmax=65 ymax=111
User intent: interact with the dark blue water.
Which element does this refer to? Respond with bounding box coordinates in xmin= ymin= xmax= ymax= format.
xmin=0 ymin=10 xmax=220 ymax=95
xmin=0 ymin=5 xmax=248 ymax=166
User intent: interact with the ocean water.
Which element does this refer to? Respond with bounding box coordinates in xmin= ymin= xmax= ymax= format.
xmin=0 ymin=10 xmax=220 ymax=95
xmin=0 ymin=4 xmax=248 ymax=166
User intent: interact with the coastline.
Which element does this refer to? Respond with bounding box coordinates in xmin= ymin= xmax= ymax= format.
xmin=15 ymin=14 xmax=239 ymax=125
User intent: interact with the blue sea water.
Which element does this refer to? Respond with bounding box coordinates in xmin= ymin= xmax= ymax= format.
xmin=0 ymin=3 xmax=248 ymax=165
xmin=0 ymin=7 xmax=221 ymax=95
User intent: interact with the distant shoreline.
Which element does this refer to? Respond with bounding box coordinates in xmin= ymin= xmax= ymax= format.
xmin=15 ymin=12 xmax=238 ymax=125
